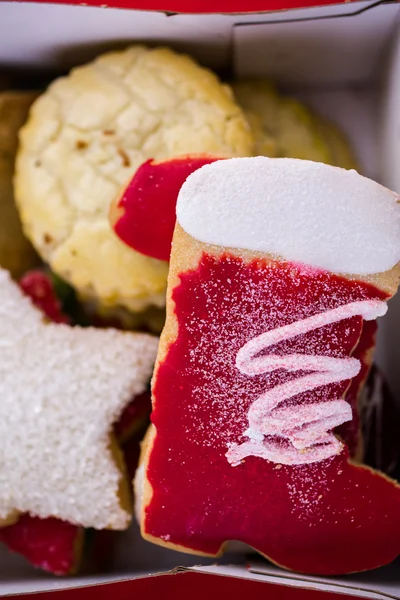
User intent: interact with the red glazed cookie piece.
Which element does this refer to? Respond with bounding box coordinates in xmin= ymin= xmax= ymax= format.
xmin=114 ymin=391 xmax=151 ymax=445
xmin=0 ymin=516 xmax=83 ymax=575
xmin=111 ymin=156 xmax=220 ymax=261
xmin=141 ymin=158 xmax=400 ymax=575
xmin=19 ymin=270 xmax=70 ymax=324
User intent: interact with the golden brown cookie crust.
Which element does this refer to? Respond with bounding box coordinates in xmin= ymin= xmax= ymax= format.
xmin=0 ymin=91 xmax=40 ymax=277
xmin=232 ymin=80 xmax=359 ymax=171
xmin=14 ymin=46 xmax=253 ymax=312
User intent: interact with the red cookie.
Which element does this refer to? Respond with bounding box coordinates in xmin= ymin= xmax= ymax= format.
xmin=110 ymin=156 xmax=220 ymax=261
xmin=140 ymin=157 xmax=400 ymax=575
xmin=19 ymin=270 xmax=70 ymax=324
xmin=0 ymin=516 xmax=83 ymax=576
xmin=115 ymin=391 xmax=151 ymax=445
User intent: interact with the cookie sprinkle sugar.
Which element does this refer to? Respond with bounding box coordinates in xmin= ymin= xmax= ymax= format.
xmin=0 ymin=268 xmax=158 ymax=530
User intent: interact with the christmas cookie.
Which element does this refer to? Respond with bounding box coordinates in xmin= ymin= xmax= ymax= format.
xmin=110 ymin=156 xmax=220 ymax=262
xmin=1 ymin=271 xmax=82 ymax=575
xmin=232 ymin=81 xmax=358 ymax=169
xmin=19 ymin=270 xmax=71 ymax=324
xmin=14 ymin=46 xmax=252 ymax=314
xmin=0 ymin=266 xmax=158 ymax=531
xmin=0 ymin=269 xmax=154 ymax=574
xmin=140 ymin=157 xmax=400 ymax=575
xmin=313 ymin=115 xmax=359 ymax=170
xmin=0 ymin=92 xmax=40 ymax=277
xmin=0 ymin=402 xmax=151 ymax=575
xmin=0 ymin=410 xmax=151 ymax=576
xmin=0 ymin=515 xmax=84 ymax=576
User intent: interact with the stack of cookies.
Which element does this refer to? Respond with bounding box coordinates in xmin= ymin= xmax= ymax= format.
xmin=1 ymin=44 xmax=398 ymax=578
xmin=13 ymin=45 xmax=359 ymax=330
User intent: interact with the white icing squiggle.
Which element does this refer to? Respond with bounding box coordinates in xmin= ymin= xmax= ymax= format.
xmin=226 ymin=300 xmax=387 ymax=466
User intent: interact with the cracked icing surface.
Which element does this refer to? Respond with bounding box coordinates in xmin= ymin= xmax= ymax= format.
xmin=0 ymin=267 xmax=158 ymax=530
xmin=14 ymin=46 xmax=252 ymax=312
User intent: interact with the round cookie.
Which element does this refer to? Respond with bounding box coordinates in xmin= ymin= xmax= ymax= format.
xmin=14 ymin=46 xmax=253 ymax=313
xmin=0 ymin=91 xmax=40 ymax=277
xmin=232 ymin=80 xmax=358 ymax=169
xmin=313 ymin=115 xmax=359 ymax=170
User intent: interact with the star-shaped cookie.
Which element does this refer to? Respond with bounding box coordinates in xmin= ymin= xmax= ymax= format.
xmin=0 ymin=267 xmax=158 ymax=530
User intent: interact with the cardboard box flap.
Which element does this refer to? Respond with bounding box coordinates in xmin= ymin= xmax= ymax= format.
xmin=3 ymin=0 xmax=371 ymax=16
xmin=190 ymin=562 xmax=400 ymax=600
xmin=233 ymin=0 xmax=400 ymax=85
xmin=248 ymin=559 xmax=400 ymax=600
xmin=1 ymin=0 xmax=395 ymax=72
xmin=0 ymin=568 xmax=190 ymax=597
xmin=0 ymin=522 xmax=248 ymax=596
xmin=0 ymin=2 xmax=234 ymax=71
xmin=0 ymin=1 xmax=400 ymax=596
xmin=380 ymin=19 xmax=400 ymax=193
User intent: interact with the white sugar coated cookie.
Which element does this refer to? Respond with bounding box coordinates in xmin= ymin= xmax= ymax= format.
xmin=0 ymin=267 xmax=158 ymax=530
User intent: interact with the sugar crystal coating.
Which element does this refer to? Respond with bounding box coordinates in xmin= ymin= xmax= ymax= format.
xmin=176 ymin=157 xmax=400 ymax=275
xmin=0 ymin=268 xmax=158 ymax=530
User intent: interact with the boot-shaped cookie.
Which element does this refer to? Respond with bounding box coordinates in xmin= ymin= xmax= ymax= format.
xmin=140 ymin=157 xmax=400 ymax=575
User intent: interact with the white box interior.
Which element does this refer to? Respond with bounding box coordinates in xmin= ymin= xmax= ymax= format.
xmin=0 ymin=1 xmax=400 ymax=595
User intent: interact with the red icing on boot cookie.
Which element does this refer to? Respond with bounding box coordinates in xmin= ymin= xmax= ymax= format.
xmin=337 ymin=320 xmax=376 ymax=459
xmin=142 ymin=157 xmax=400 ymax=575
xmin=112 ymin=156 xmax=219 ymax=261
xmin=144 ymin=254 xmax=400 ymax=574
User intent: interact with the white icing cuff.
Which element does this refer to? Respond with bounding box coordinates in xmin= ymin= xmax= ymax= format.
xmin=176 ymin=157 xmax=400 ymax=275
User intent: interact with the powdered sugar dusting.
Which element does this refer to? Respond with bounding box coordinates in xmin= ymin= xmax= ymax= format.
xmin=226 ymin=300 xmax=386 ymax=466
xmin=158 ymin=255 xmax=387 ymax=458
xmin=176 ymin=157 xmax=400 ymax=275
xmin=0 ymin=267 xmax=158 ymax=530
xmin=146 ymin=254 xmax=400 ymax=572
